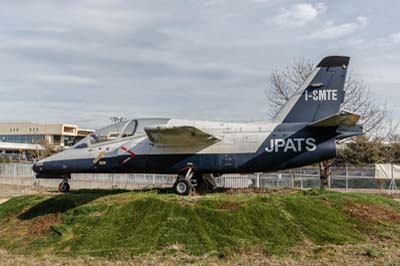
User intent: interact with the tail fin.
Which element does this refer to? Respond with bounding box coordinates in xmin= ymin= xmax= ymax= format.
xmin=274 ymin=56 xmax=349 ymax=123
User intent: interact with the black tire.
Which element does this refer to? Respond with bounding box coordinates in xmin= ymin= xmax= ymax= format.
xmin=173 ymin=179 xmax=191 ymax=196
xmin=205 ymin=182 xmax=216 ymax=193
xmin=58 ymin=181 xmax=70 ymax=193
xmin=192 ymin=174 xmax=215 ymax=194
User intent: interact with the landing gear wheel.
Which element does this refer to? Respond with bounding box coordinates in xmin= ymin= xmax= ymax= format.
xmin=58 ymin=181 xmax=70 ymax=193
xmin=192 ymin=173 xmax=215 ymax=194
xmin=173 ymin=179 xmax=191 ymax=196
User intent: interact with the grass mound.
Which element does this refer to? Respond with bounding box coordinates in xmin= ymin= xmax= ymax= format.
xmin=0 ymin=189 xmax=399 ymax=258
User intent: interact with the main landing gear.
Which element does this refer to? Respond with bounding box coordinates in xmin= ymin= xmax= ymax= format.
xmin=173 ymin=178 xmax=192 ymax=196
xmin=58 ymin=177 xmax=70 ymax=193
xmin=173 ymin=167 xmax=216 ymax=196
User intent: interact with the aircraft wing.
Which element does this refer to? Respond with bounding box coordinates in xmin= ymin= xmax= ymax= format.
xmin=144 ymin=126 xmax=219 ymax=146
xmin=310 ymin=110 xmax=360 ymax=128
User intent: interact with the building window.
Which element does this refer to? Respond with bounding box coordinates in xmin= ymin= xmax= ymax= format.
xmin=0 ymin=135 xmax=45 ymax=144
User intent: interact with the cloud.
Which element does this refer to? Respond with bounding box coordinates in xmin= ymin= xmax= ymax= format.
xmin=342 ymin=31 xmax=400 ymax=50
xmin=203 ymin=0 xmax=225 ymax=6
xmin=376 ymin=32 xmax=400 ymax=46
xmin=11 ymin=27 xmax=69 ymax=34
xmin=309 ymin=16 xmax=368 ymax=40
xmin=252 ymin=0 xmax=272 ymax=3
xmin=0 ymin=1 xmax=400 ymax=127
xmin=388 ymin=32 xmax=400 ymax=43
xmin=332 ymin=30 xmax=400 ymax=50
xmin=273 ymin=3 xmax=326 ymax=27
xmin=33 ymin=74 xmax=98 ymax=85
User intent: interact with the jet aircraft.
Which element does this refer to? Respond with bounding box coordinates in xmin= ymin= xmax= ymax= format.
xmin=33 ymin=56 xmax=363 ymax=195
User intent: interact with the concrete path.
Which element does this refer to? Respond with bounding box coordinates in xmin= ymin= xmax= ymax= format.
xmin=0 ymin=198 xmax=8 ymax=204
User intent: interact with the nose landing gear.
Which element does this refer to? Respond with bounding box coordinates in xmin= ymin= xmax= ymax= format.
xmin=58 ymin=177 xmax=70 ymax=193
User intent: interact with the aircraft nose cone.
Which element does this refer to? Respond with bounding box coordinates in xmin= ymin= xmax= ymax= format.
xmin=32 ymin=159 xmax=70 ymax=179
xmin=32 ymin=161 xmax=44 ymax=174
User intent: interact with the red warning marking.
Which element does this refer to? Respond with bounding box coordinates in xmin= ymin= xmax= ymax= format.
xmin=120 ymin=146 xmax=136 ymax=165
xmin=177 ymin=165 xmax=194 ymax=173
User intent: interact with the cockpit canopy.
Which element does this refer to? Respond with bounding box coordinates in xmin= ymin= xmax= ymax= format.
xmin=73 ymin=118 xmax=170 ymax=149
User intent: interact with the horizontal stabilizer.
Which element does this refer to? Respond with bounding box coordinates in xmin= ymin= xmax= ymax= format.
xmin=309 ymin=110 xmax=360 ymax=128
xmin=145 ymin=126 xmax=219 ymax=146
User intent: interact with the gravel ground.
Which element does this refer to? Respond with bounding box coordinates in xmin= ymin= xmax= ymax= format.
xmin=0 ymin=241 xmax=399 ymax=266
xmin=0 ymin=184 xmax=55 ymax=204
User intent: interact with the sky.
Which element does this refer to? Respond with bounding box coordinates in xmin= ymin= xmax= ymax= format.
xmin=0 ymin=0 xmax=400 ymax=129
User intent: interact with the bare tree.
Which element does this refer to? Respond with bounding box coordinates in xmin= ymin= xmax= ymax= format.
xmin=383 ymin=122 xmax=400 ymax=163
xmin=342 ymin=75 xmax=390 ymax=137
xmin=266 ymin=58 xmax=314 ymax=118
xmin=30 ymin=141 xmax=58 ymax=162
xmin=266 ymin=58 xmax=390 ymax=189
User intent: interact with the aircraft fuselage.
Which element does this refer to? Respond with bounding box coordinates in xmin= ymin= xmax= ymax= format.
xmin=33 ymin=118 xmax=357 ymax=178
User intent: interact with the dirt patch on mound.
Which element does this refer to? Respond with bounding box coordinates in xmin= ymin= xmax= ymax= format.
xmin=29 ymin=214 xmax=61 ymax=236
xmin=382 ymin=193 xmax=400 ymax=200
xmin=345 ymin=202 xmax=400 ymax=223
xmin=218 ymin=201 xmax=242 ymax=211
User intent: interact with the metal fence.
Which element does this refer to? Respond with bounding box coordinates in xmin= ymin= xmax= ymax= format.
xmin=216 ymin=167 xmax=399 ymax=191
xmin=0 ymin=163 xmax=34 ymax=177
xmin=72 ymin=173 xmax=177 ymax=188
xmin=0 ymin=163 xmax=398 ymax=191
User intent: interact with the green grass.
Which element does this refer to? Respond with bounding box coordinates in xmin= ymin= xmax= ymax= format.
xmin=0 ymin=189 xmax=399 ymax=258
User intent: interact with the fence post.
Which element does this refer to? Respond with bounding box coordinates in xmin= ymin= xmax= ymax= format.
xmin=389 ymin=163 xmax=397 ymax=192
xmin=300 ymin=170 xmax=303 ymax=189
xmin=256 ymin=173 xmax=260 ymax=188
xmin=153 ymin=174 xmax=156 ymax=186
xmin=345 ymin=164 xmax=349 ymax=192
xmin=277 ymin=173 xmax=281 ymax=188
xmin=327 ymin=167 xmax=331 ymax=190
xmin=291 ymin=173 xmax=294 ymax=188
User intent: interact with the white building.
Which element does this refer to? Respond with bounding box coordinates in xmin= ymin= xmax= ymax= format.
xmin=0 ymin=122 xmax=93 ymax=160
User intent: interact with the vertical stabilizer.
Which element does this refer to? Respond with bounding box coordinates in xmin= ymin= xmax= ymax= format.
xmin=274 ymin=56 xmax=349 ymax=123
